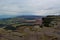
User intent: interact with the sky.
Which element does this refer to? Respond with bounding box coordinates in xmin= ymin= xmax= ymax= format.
xmin=0 ymin=0 xmax=60 ymax=16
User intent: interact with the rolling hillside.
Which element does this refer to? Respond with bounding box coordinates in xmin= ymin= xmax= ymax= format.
xmin=0 ymin=15 xmax=60 ymax=40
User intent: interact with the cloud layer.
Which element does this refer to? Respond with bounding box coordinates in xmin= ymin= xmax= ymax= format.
xmin=0 ymin=0 xmax=60 ymax=16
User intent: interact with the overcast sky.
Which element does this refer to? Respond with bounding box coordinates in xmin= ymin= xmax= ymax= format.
xmin=0 ymin=0 xmax=60 ymax=16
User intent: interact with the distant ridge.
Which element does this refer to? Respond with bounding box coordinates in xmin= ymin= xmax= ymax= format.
xmin=0 ymin=15 xmax=15 ymax=19
xmin=0 ymin=15 xmax=45 ymax=20
xmin=16 ymin=15 xmax=43 ymax=20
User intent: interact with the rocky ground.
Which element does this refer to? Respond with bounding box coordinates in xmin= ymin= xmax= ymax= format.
xmin=0 ymin=26 xmax=60 ymax=40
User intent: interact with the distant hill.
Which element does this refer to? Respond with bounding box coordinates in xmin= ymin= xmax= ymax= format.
xmin=0 ymin=15 xmax=44 ymax=26
xmin=16 ymin=15 xmax=43 ymax=20
xmin=0 ymin=15 xmax=15 ymax=19
xmin=0 ymin=15 xmax=43 ymax=20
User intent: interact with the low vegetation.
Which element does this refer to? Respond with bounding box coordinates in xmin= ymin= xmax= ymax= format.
xmin=0 ymin=15 xmax=60 ymax=40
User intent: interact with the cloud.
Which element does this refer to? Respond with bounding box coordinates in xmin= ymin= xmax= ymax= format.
xmin=34 ymin=9 xmax=60 ymax=16
xmin=0 ymin=0 xmax=60 ymax=15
